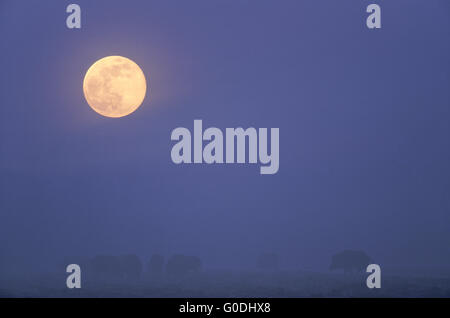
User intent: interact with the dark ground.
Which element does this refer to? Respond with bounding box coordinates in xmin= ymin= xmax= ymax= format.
xmin=1 ymin=269 xmax=449 ymax=298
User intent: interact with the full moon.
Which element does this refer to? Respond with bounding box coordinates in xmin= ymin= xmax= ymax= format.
xmin=83 ymin=56 xmax=147 ymax=118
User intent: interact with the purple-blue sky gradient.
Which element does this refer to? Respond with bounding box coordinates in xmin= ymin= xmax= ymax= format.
xmin=1 ymin=0 xmax=449 ymax=273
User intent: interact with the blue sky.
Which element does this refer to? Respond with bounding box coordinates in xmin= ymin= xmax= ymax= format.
xmin=0 ymin=0 xmax=449 ymax=272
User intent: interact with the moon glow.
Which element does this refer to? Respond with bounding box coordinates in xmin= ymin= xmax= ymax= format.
xmin=83 ymin=56 xmax=147 ymax=118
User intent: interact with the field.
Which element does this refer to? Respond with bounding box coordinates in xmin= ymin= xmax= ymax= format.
xmin=1 ymin=269 xmax=449 ymax=298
